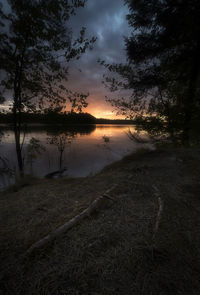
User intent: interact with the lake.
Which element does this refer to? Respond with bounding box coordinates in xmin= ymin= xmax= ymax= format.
xmin=0 ymin=124 xmax=151 ymax=190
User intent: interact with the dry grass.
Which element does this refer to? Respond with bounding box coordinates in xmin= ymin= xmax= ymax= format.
xmin=0 ymin=147 xmax=200 ymax=295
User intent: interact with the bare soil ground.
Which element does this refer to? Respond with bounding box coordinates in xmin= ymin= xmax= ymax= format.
xmin=0 ymin=147 xmax=200 ymax=295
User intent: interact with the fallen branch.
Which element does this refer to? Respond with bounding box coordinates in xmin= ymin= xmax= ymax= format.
xmin=152 ymin=185 xmax=164 ymax=240
xmin=25 ymin=185 xmax=117 ymax=256
xmin=126 ymin=129 xmax=150 ymax=143
xmin=102 ymin=193 xmax=116 ymax=201
xmin=45 ymin=168 xmax=67 ymax=179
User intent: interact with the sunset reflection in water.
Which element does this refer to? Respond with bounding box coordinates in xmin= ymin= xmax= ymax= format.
xmin=0 ymin=125 xmax=151 ymax=189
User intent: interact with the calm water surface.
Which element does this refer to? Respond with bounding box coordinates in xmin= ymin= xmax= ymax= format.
xmin=0 ymin=124 xmax=150 ymax=190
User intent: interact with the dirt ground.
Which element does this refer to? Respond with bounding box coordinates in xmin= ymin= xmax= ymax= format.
xmin=0 ymin=146 xmax=200 ymax=295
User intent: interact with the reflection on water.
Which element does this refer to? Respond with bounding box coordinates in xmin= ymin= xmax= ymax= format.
xmin=0 ymin=124 xmax=151 ymax=190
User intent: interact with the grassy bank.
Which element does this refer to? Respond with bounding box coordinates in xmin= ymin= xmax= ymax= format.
xmin=0 ymin=147 xmax=200 ymax=294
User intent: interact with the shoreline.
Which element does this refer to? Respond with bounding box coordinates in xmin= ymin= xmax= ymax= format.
xmin=1 ymin=146 xmax=200 ymax=294
xmin=0 ymin=122 xmax=137 ymax=129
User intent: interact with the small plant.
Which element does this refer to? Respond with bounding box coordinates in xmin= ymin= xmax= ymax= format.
xmin=47 ymin=132 xmax=74 ymax=171
xmin=0 ymin=130 xmax=3 ymax=142
xmin=102 ymin=135 xmax=110 ymax=143
xmin=0 ymin=156 xmax=15 ymax=189
xmin=0 ymin=156 xmax=14 ymax=177
xmin=26 ymin=138 xmax=46 ymax=173
xmin=0 ymin=132 xmax=15 ymax=188
xmin=126 ymin=129 xmax=149 ymax=144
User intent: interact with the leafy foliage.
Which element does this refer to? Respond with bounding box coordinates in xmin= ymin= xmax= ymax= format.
xmin=47 ymin=131 xmax=75 ymax=170
xmin=101 ymin=0 xmax=200 ymax=142
xmin=26 ymin=137 xmax=46 ymax=170
xmin=0 ymin=0 xmax=96 ymax=112
xmin=0 ymin=0 xmax=96 ymax=172
xmin=0 ymin=156 xmax=14 ymax=179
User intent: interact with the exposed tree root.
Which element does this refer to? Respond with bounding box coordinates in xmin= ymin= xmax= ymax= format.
xmin=152 ymin=185 xmax=164 ymax=240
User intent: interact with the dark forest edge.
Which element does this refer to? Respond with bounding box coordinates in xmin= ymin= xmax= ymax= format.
xmin=0 ymin=111 xmax=136 ymax=126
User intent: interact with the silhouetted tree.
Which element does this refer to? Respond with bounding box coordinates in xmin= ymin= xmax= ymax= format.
xmin=47 ymin=132 xmax=75 ymax=171
xmin=26 ymin=137 xmax=46 ymax=173
xmin=102 ymin=0 xmax=200 ymax=144
xmin=0 ymin=0 xmax=96 ymax=174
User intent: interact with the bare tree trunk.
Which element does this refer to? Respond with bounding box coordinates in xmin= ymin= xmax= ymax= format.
xmin=12 ymin=36 xmax=27 ymax=176
xmin=13 ymin=59 xmax=24 ymax=176
xmin=59 ymin=150 xmax=63 ymax=171
xmin=152 ymin=185 xmax=164 ymax=240
xmin=13 ymin=115 xmax=24 ymax=175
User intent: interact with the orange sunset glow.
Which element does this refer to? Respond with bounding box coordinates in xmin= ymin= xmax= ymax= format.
xmin=85 ymin=99 xmax=120 ymax=119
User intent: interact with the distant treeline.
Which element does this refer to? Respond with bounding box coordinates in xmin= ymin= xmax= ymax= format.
xmin=0 ymin=111 xmax=136 ymax=125
xmin=95 ymin=118 xmax=135 ymax=125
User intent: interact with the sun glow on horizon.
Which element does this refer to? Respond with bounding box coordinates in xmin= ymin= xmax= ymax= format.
xmin=84 ymin=106 xmax=125 ymax=119
xmin=64 ymin=103 xmax=125 ymax=119
xmin=91 ymin=110 xmax=118 ymax=119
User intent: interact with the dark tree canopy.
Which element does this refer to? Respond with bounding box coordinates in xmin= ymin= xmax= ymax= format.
xmin=102 ymin=0 xmax=200 ymax=142
xmin=0 ymin=0 xmax=96 ymax=112
xmin=0 ymin=0 xmax=96 ymax=173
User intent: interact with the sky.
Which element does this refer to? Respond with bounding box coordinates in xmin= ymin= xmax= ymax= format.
xmin=0 ymin=0 xmax=131 ymax=118
xmin=67 ymin=0 xmax=130 ymax=118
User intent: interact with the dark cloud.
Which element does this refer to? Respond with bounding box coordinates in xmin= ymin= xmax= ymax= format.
xmin=67 ymin=0 xmax=130 ymax=118
xmin=1 ymin=0 xmax=130 ymax=118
